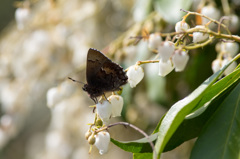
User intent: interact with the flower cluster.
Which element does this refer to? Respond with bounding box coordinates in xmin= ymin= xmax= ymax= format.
xmin=126 ymin=4 xmax=240 ymax=88
xmin=96 ymin=95 xmax=124 ymax=123
xmin=212 ymin=41 xmax=239 ymax=75
xmin=85 ymin=130 xmax=110 ymax=155
xmin=84 ymin=94 xmax=124 ymax=154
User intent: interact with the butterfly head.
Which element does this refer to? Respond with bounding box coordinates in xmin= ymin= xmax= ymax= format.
xmin=82 ymin=84 xmax=88 ymax=92
xmin=82 ymin=84 xmax=103 ymax=98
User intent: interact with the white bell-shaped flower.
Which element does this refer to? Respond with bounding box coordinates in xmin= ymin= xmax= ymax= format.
xmin=175 ymin=21 xmax=190 ymax=33
xmin=192 ymin=25 xmax=209 ymax=43
xmin=227 ymin=14 xmax=240 ymax=33
xmin=94 ymin=131 xmax=110 ymax=155
xmin=172 ymin=50 xmax=189 ymax=72
xmin=96 ymin=101 xmax=112 ymax=123
xmin=158 ymin=59 xmax=174 ymax=76
xmin=46 ymin=87 xmax=62 ymax=108
xmin=220 ymin=42 xmax=239 ymax=57
xmin=126 ymin=65 xmax=144 ymax=88
xmin=148 ymin=33 xmax=162 ymax=50
xmin=108 ymin=95 xmax=123 ymax=117
xmin=158 ymin=41 xmax=175 ymax=62
xmin=211 ymin=59 xmax=222 ymax=73
xmin=15 ymin=7 xmax=31 ymax=30
xmin=46 ymin=82 xmax=75 ymax=108
xmin=201 ymin=5 xmax=220 ymax=25
xmin=222 ymin=58 xmax=237 ymax=76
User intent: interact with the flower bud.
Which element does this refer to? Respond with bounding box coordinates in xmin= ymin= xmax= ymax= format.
xmin=215 ymin=42 xmax=221 ymax=53
xmin=172 ymin=50 xmax=189 ymax=72
xmin=94 ymin=131 xmax=110 ymax=155
xmin=15 ymin=7 xmax=31 ymax=30
xmin=126 ymin=65 xmax=144 ymax=88
xmin=108 ymin=95 xmax=123 ymax=117
xmin=211 ymin=59 xmax=222 ymax=73
xmin=158 ymin=41 xmax=175 ymax=62
xmin=88 ymin=133 xmax=96 ymax=145
xmin=85 ymin=130 xmax=92 ymax=140
xmin=116 ymin=87 xmax=123 ymax=95
xmin=46 ymin=87 xmax=62 ymax=108
xmin=222 ymin=58 xmax=237 ymax=76
xmin=226 ymin=14 xmax=240 ymax=33
xmin=201 ymin=5 xmax=220 ymax=25
xmin=158 ymin=59 xmax=174 ymax=76
xmin=95 ymin=119 xmax=103 ymax=127
xmin=175 ymin=21 xmax=190 ymax=33
xmin=148 ymin=33 xmax=162 ymax=50
xmin=96 ymin=101 xmax=112 ymax=123
xmin=220 ymin=42 xmax=239 ymax=57
xmin=192 ymin=25 xmax=209 ymax=43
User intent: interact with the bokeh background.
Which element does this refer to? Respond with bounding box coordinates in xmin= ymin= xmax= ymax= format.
xmin=0 ymin=0 xmax=239 ymax=159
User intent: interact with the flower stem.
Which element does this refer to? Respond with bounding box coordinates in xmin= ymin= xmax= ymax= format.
xmin=106 ymin=122 xmax=155 ymax=154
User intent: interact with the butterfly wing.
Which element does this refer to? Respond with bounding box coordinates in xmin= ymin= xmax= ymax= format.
xmin=86 ymin=48 xmax=128 ymax=92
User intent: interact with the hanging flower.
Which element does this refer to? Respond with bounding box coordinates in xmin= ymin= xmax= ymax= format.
xmin=126 ymin=65 xmax=144 ymax=88
xmin=94 ymin=131 xmax=110 ymax=155
xmin=211 ymin=59 xmax=222 ymax=73
xmin=227 ymin=14 xmax=240 ymax=33
xmin=175 ymin=21 xmax=190 ymax=33
xmin=220 ymin=42 xmax=239 ymax=57
xmin=158 ymin=41 xmax=175 ymax=62
xmin=172 ymin=50 xmax=189 ymax=72
xmin=192 ymin=25 xmax=209 ymax=43
xmin=15 ymin=7 xmax=31 ymax=30
xmin=201 ymin=5 xmax=220 ymax=25
xmin=222 ymin=58 xmax=237 ymax=76
xmin=158 ymin=59 xmax=174 ymax=76
xmin=46 ymin=87 xmax=62 ymax=108
xmin=108 ymin=95 xmax=123 ymax=117
xmin=148 ymin=33 xmax=162 ymax=51
xmin=96 ymin=101 xmax=112 ymax=123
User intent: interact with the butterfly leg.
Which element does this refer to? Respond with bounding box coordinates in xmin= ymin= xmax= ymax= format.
xmin=103 ymin=93 xmax=110 ymax=102
xmin=91 ymin=97 xmax=98 ymax=104
xmin=94 ymin=97 xmax=99 ymax=104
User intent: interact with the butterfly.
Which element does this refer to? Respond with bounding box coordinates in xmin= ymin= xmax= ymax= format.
xmin=77 ymin=48 xmax=128 ymax=103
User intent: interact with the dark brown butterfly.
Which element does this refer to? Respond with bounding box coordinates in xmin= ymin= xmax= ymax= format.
xmin=80 ymin=48 xmax=128 ymax=103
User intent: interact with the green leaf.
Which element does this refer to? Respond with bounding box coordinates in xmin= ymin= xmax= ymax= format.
xmin=154 ymin=0 xmax=192 ymax=23
xmin=133 ymin=153 xmax=153 ymax=159
xmin=153 ymin=114 xmax=165 ymax=134
xmin=153 ymin=56 xmax=238 ymax=159
xmin=154 ymin=67 xmax=240 ymax=149
xmin=162 ymin=66 xmax=240 ymax=151
xmin=188 ymin=66 xmax=240 ymax=117
xmin=190 ymin=82 xmax=240 ymax=159
xmin=110 ymin=133 xmax=157 ymax=153
xmin=163 ymin=78 xmax=239 ymax=152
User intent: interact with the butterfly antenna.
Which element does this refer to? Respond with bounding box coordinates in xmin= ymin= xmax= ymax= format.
xmin=68 ymin=77 xmax=85 ymax=85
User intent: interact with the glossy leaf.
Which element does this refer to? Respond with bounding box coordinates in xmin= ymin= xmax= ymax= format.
xmin=110 ymin=133 xmax=157 ymax=153
xmin=133 ymin=153 xmax=152 ymax=159
xmin=188 ymin=66 xmax=240 ymax=116
xmin=164 ymin=78 xmax=239 ymax=151
xmin=190 ymin=83 xmax=240 ymax=159
xmin=153 ymin=56 xmax=238 ymax=159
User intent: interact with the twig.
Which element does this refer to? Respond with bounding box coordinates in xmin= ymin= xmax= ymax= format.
xmin=180 ymin=9 xmax=232 ymax=35
xmin=103 ymin=122 xmax=156 ymax=155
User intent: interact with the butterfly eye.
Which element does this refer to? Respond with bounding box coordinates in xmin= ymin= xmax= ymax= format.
xmin=82 ymin=85 xmax=87 ymax=91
